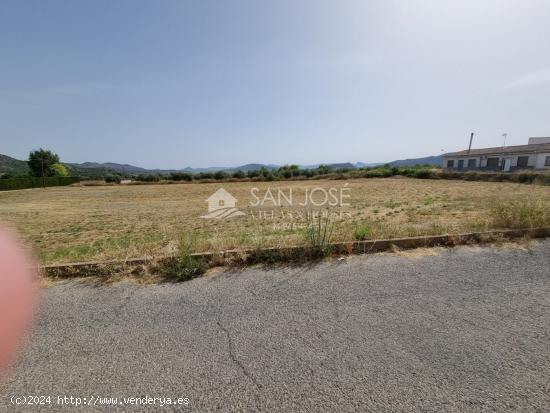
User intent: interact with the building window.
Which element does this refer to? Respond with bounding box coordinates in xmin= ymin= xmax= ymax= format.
xmin=467 ymin=159 xmax=476 ymax=168
xmin=219 ymin=200 xmax=225 ymax=207
xmin=517 ymin=156 xmax=529 ymax=168
xmin=447 ymin=160 xmax=454 ymax=168
xmin=487 ymin=157 xmax=499 ymax=168
xmin=545 ymin=156 xmax=550 ymax=167
xmin=457 ymin=160 xmax=464 ymax=169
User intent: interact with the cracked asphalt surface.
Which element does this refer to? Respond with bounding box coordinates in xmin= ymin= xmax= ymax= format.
xmin=1 ymin=241 xmax=550 ymax=412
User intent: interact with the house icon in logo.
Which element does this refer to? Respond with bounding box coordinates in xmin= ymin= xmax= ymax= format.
xmin=201 ymin=188 xmax=246 ymax=219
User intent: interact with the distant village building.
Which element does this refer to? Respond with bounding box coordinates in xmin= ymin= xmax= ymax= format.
xmin=443 ymin=138 xmax=550 ymax=171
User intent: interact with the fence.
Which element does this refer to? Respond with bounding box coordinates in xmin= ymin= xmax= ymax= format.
xmin=0 ymin=176 xmax=80 ymax=191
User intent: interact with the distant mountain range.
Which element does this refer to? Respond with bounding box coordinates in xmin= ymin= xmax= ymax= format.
xmin=0 ymin=154 xmax=442 ymax=177
xmin=68 ymin=162 xmax=150 ymax=174
xmin=388 ymin=155 xmax=443 ymax=167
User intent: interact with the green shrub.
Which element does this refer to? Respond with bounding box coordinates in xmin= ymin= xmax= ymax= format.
xmin=364 ymin=168 xmax=393 ymax=178
xmin=105 ymin=175 xmax=121 ymax=184
xmin=317 ymin=164 xmax=332 ymax=175
xmin=214 ymin=171 xmax=227 ymax=180
xmin=487 ymin=173 xmax=507 ymax=182
xmin=51 ymin=163 xmax=69 ymax=177
xmin=170 ymin=172 xmax=193 ymax=181
xmin=432 ymin=171 xmax=550 ymax=186
xmin=0 ymin=176 xmax=79 ymax=191
xmin=438 ymin=171 xmax=461 ymax=180
xmin=164 ymin=253 xmax=207 ymax=281
xmin=462 ymin=172 xmax=480 ymax=181
xmin=410 ymin=169 xmax=434 ymax=179
xmin=533 ymin=175 xmax=550 ymax=186
xmin=517 ymin=173 xmax=537 ymax=184
xmin=163 ymin=236 xmax=207 ymax=281
xmin=195 ymin=172 xmax=213 ymax=180
xmin=304 ymin=211 xmax=334 ymax=258
xmin=136 ymin=174 xmax=161 ymax=182
xmin=354 ymin=226 xmax=371 ymax=241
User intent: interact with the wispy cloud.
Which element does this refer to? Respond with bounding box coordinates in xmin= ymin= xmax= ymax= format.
xmin=504 ymin=68 xmax=550 ymax=89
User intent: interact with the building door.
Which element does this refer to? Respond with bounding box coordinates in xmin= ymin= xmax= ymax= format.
xmin=503 ymin=159 xmax=512 ymax=172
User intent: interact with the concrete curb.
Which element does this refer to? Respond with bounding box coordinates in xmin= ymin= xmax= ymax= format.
xmin=41 ymin=227 xmax=550 ymax=278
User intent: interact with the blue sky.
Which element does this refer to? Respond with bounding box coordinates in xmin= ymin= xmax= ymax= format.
xmin=1 ymin=0 xmax=550 ymax=168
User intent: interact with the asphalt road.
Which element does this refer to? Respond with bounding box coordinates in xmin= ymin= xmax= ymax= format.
xmin=1 ymin=241 xmax=550 ymax=412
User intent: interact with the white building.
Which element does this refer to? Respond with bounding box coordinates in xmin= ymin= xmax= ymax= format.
xmin=443 ymin=139 xmax=550 ymax=171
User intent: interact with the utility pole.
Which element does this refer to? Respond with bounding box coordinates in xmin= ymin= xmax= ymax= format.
xmin=467 ymin=132 xmax=474 ymax=154
xmin=501 ymin=133 xmax=508 ymax=171
xmin=41 ymin=157 xmax=45 ymax=189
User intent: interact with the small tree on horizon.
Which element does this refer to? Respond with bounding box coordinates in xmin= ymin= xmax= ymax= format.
xmin=28 ymin=149 xmax=60 ymax=177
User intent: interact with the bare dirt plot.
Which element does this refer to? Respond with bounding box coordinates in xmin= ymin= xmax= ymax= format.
xmin=0 ymin=177 xmax=549 ymax=264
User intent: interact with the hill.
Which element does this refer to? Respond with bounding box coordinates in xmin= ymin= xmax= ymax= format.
xmin=0 ymin=154 xmax=29 ymax=175
xmin=388 ymin=155 xmax=443 ymax=167
xmin=69 ymin=162 xmax=150 ymax=174
xmin=355 ymin=162 xmax=383 ymax=168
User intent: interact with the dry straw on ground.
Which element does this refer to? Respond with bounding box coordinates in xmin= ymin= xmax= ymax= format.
xmin=1 ymin=177 xmax=549 ymax=265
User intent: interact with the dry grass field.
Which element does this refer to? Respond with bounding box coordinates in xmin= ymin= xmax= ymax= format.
xmin=1 ymin=177 xmax=549 ymax=265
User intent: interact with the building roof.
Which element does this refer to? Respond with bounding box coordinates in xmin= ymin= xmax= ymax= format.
xmin=444 ymin=143 xmax=550 ymax=157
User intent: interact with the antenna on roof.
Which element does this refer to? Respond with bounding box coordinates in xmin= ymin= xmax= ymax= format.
xmin=502 ymin=133 xmax=507 ymax=147
xmin=467 ymin=132 xmax=474 ymax=154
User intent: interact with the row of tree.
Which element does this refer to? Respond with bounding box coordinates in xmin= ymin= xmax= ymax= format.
xmin=130 ymin=164 xmax=375 ymax=182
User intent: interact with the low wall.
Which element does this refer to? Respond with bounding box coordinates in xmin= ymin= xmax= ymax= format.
xmin=40 ymin=227 xmax=550 ymax=278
